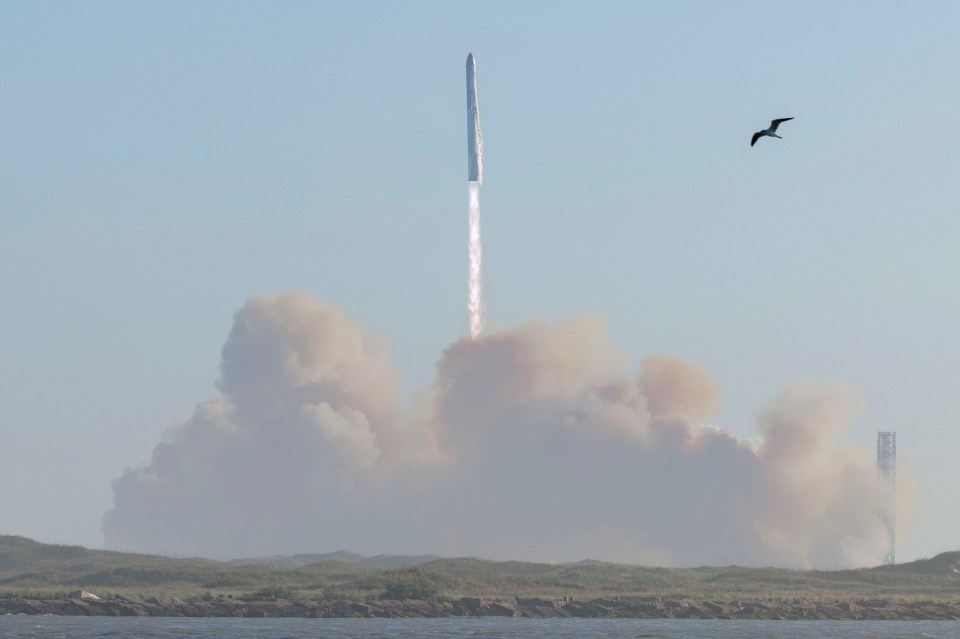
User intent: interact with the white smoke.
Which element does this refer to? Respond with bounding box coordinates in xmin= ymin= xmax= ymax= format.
xmin=104 ymin=292 xmax=914 ymax=566
xmin=467 ymin=182 xmax=483 ymax=338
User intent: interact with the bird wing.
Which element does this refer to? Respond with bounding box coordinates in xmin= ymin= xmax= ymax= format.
xmin=768 ymin=117 xmax=794 ymax=132
xmin=751 ymin=131 xmax=763 ymax=146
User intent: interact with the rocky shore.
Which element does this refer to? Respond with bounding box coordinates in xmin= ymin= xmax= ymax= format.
xmin=4 ymin=593 xmax=960 ymax=620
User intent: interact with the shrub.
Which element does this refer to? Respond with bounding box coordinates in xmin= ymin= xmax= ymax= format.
xmin=381 ymin=569 xmax=441 ymax=601
xmin=252 ymin=585 xmax=301 ymax=600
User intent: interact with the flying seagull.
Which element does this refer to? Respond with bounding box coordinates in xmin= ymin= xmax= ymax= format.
xmin=751 ymin=117 xmax=794 ymax=147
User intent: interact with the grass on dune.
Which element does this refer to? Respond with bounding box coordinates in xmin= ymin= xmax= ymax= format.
xmin=2 ymin=535 xmax=958 ymax=603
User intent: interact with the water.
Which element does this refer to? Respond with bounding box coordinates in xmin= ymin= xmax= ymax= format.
xmin=2 ymin=616 xmax=958 ymax=639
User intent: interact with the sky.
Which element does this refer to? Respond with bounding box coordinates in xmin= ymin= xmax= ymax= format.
xmin=1 ymin=1 xmax=958 ymax=566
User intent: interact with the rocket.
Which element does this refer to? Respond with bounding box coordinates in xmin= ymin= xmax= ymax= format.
xmin=466 ymin=53 xmax=483 ymax=183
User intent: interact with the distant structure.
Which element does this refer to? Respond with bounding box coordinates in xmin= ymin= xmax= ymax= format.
xmin=877 ymin=431 xmax=897 ymax=565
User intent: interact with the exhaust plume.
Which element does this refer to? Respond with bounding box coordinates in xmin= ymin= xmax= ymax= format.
xmin=468 ymin=182 xmax=483 ymax=338
xmin=104 ymin=292 xmax=915 ymax=566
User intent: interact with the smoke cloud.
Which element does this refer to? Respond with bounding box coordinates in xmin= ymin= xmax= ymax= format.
xmin=104 ymin=292 xmax=913 ymax=567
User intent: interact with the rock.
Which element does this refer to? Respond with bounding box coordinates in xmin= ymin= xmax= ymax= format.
xmin=485 ymin=602 xmax=519 ymax=617
xmin=836 ymin=601 xmax=860 ymax=613
xmin=457 ymin=597 xmax=483 ymax=613
xmin=516 ymin=597 xmax=567 ymax=618
xmin=562 ymin=601 xmax=615 ymax=617
xmin=67 ymin=590 xmax=101 ymax=601
xmin=855 ymin=598 xmax=888 ymax=608
xmin=1 ymin=594 xmax=958 ymax=620
xmin=702 ymin=601 xmax=731 ymax=617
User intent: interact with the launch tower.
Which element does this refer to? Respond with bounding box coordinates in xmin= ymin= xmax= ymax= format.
xmin=877 ymin=431 xmax=896 ymax=565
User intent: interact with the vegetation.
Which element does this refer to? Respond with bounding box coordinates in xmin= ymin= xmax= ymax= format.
xmin=2 ymin=535 xmax=958 ymax=603
xmin=379 ymin=569 xmax=447 ymax=601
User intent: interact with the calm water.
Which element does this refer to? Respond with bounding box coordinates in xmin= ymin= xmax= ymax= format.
xmin=2 ymin=617 xmax=958 ymax=639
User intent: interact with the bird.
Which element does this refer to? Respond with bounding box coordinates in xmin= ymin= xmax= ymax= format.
xmin=751 ymin=117 xmax=794 ymax=147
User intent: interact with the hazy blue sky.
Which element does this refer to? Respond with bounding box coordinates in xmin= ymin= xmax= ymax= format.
xmin=2 ymin=1 xmax=957 ymax=563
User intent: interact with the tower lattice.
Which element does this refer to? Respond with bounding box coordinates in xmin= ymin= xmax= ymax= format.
xmin=877 ymin=431 xmax=896 ymax=565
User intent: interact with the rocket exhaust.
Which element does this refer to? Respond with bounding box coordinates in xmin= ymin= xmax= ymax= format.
xmin=468 ymin=182 xmax=482 ymax=338
xmin=466 ymin=53 xmax=484 ymax=338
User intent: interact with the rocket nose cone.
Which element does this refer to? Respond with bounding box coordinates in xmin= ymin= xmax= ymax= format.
xmin=467 ymin=53 xmax=475 ymax=67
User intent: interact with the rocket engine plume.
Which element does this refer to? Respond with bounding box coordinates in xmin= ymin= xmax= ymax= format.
xmin=468 ymin=182 xmax=483 ymax=338
xmin=466 ymin=53 xmax=484 ymax=338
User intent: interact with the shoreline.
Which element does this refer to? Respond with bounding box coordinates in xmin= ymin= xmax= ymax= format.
xmin=4 ymin=594 xmax=960 ymax=620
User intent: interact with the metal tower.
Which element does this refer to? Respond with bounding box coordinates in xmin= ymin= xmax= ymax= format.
xmin=877 ymin=431 xmax=896 ymax=565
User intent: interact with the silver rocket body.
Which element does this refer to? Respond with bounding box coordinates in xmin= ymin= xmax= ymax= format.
xmin=466 ymin=53 xmax=483 ymax=183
